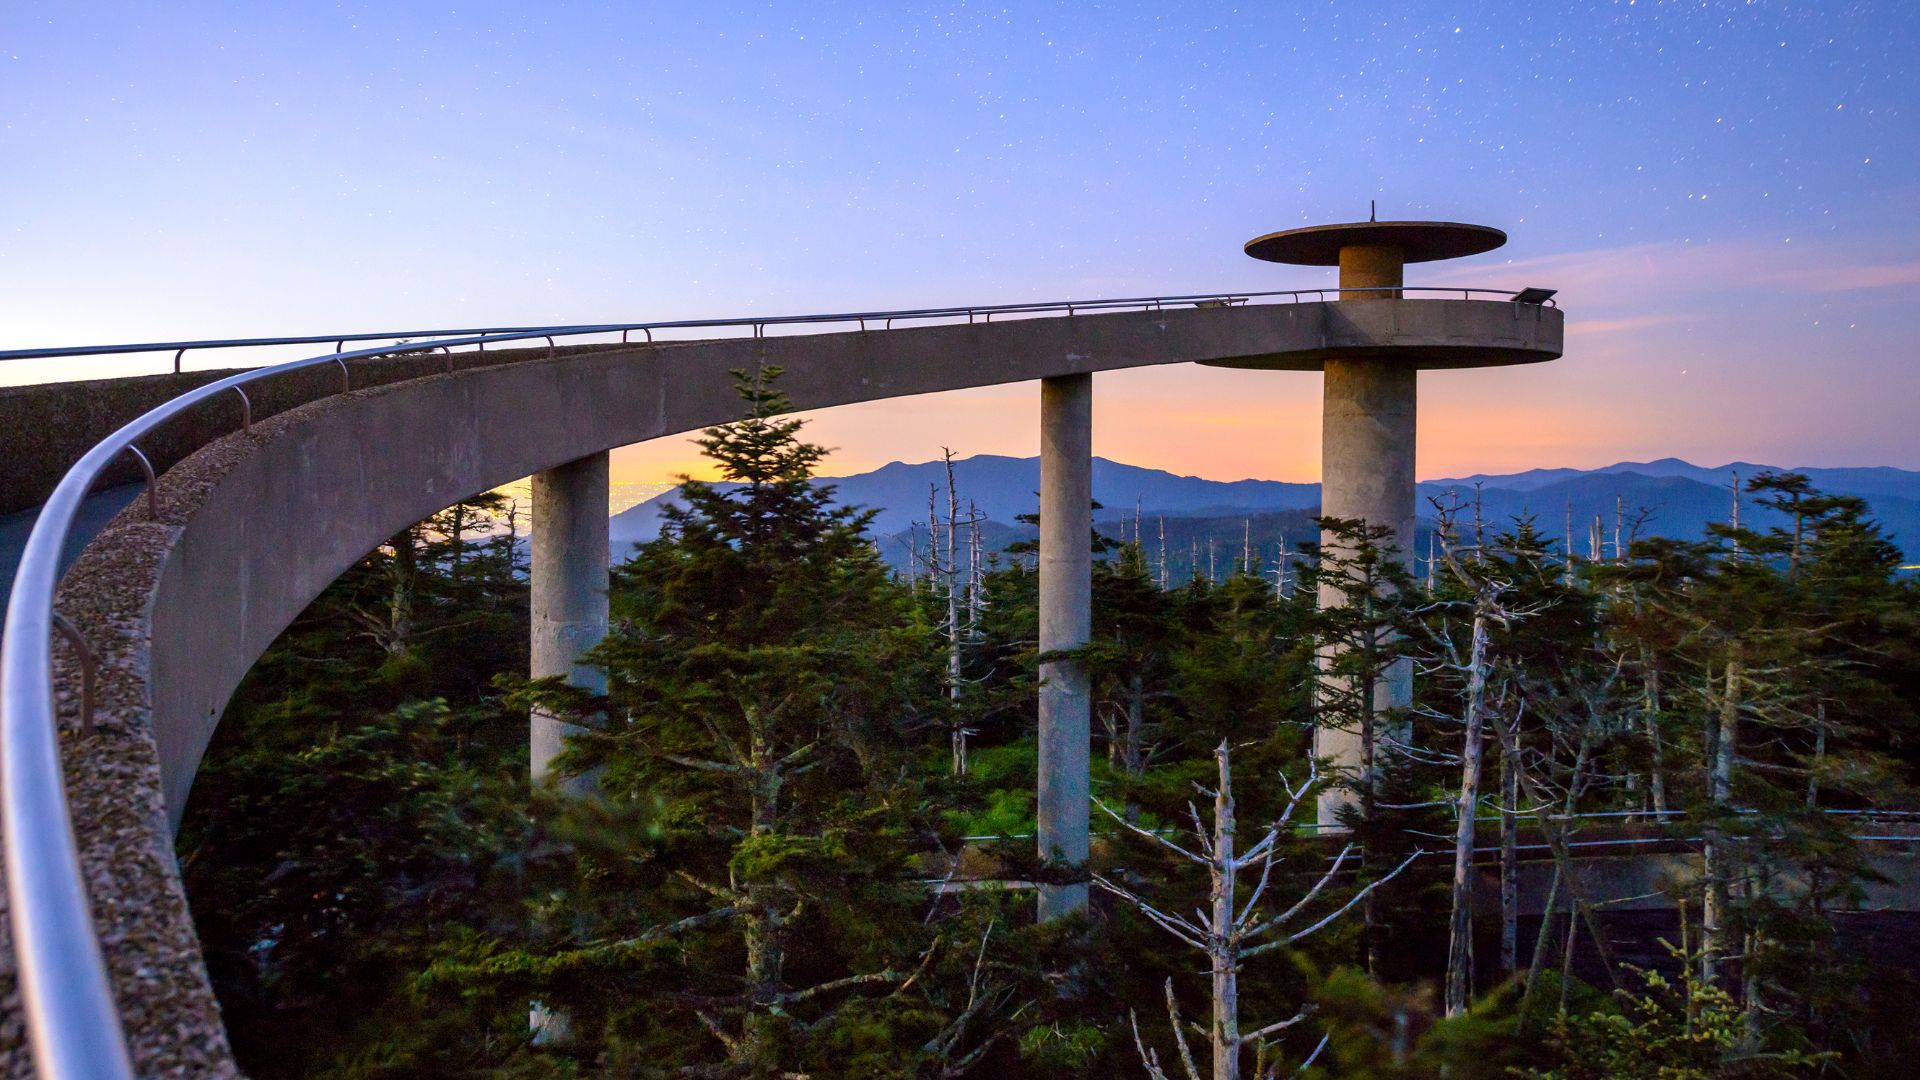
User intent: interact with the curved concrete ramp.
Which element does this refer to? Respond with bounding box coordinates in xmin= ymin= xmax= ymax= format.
xmin=0 ymin=298 xmax=1559 ymax=1077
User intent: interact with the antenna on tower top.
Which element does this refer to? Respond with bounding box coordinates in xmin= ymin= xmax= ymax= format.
xmin=1370 ymin=199 xmax=1377 ymax=222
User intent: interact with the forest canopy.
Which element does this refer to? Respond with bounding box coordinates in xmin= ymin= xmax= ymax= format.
xmin=182 ymin=368 xmax=1920 ymax=1079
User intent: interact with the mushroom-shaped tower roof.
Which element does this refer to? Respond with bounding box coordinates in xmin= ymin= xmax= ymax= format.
xmin=1244 ymin=220 xmax=1506 ymax=265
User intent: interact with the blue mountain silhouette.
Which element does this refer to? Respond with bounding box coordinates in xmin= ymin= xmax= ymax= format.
xmin=609 ymin=455 xmax=1920 ymax=562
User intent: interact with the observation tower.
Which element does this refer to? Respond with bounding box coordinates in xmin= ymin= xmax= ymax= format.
xmin=0 ymin=210 xmax=1565 ymax=1076
xmin=1219 ymin=213 xmax=1560 ymax=823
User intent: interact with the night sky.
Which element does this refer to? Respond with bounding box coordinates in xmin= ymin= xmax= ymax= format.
xmin=3 ymin=2 xmax=1915 ymax=482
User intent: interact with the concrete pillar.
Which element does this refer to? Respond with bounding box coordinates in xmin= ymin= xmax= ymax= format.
xmin=1338 ymin=243 xmax=1404 ymax=299
xmin=530 ymin=450 xmax=610 ymax=796
xmin=1320 ymin=360 xmax=1417 ymax=566
xmin=1317 ymin=243 xmax=1416 ymax=825
xmin=1037 ymin=373 xmax=1092 ymax=919
xmin=1317 ymin=360 xmax=1417 ymax=822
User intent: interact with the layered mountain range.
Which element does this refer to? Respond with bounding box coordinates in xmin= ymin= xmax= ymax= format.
xmin=609 ymin=455 xmax=1920 ymax=570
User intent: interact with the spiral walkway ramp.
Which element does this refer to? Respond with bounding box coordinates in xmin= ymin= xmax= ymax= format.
xmin=0 ymin=290 xmax=1560 ymax=1076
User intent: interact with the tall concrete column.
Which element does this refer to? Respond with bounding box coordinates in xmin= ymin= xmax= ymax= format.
xmin=1037 ymin=373 xmax=1092 ymax=920
xmin=1314 ymin=239 xmax=1418 ymax=824
xmin=1316 ymin=357 xmax=1417 ymax=823
xmin=530 ymin=450 xmax=610 ymax=797
xmin=1237 ymin=215 xmax=1541 ymax=825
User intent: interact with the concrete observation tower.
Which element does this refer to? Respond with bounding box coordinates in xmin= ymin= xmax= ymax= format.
xmin=1209 ymin=215 xmax=1558 ymax=823
xmin=0 ymin=202 xmax=1572 ymax=1065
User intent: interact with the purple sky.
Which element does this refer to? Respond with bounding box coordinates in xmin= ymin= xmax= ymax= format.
xmin=3 ymin=2 xmax=1915 ymax=482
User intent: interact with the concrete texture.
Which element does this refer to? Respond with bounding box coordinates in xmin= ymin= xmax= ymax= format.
xmin=1309 ymin=253 xmax=1431 ymax=826
xmin=1319 ymin=358 xmax=1419 ymax=558
xmin=1036 ymin=374 xmax=1092 ymax=920
xmin=0 ymin=297 xmax=1562 ymax=1074
xmin=0 ymin=485 xmax=140 ymax=624
xmin=1193 ymin=296 xmax=1558 ymax=370
xmin=530 ymin=452 xmax=610 ymax=796
xmin=1338 ymin=243 xmax=1405 ymax=298
xmin=1 ymin=369 xmax=242 ymax=516
xmin=0 ymin=350 xmax=573 ymax=517
xmin=1315 ymin=356 xmax=1419 ymax=824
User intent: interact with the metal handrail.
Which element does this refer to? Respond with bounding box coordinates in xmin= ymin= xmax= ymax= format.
xmin=0 ymin=326 xmax=560 ymax=369
xmin=0 ymin=283 xmax=1551 ymax=1078
xmin=0 ymin=286 xmax=1552 ymax=371
xmin=0 ymin=326 xmax=620 ymax=1079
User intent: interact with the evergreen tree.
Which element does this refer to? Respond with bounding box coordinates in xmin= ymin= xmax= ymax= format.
xmin=179 ymin=494 xmax=536 ymax=1078
xmin=1303 ymin=517 xmax=1438 ymax=979
xmin=517 ymin=367 xmax=1024 ymax=1076
xmin=177 ymin=444 xmax=1920 ymax=1079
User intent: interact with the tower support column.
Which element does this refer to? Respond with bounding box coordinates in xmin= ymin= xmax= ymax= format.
xmin=1316 ymin=357 xmax=1417 ymax=824
xmin=530 ymin=450 xmax=610 ymax=796
xmin=1037 ymin=373 xmax=1092 ymax=920
xmin=1238 ymin=215 xmax=1542 ymax=828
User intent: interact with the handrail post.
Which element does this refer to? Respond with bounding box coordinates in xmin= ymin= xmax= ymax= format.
xmin=48 ymin=614 xmax=95 ymax=737
xmin=125 ymin=446 xmax=158 ymax=520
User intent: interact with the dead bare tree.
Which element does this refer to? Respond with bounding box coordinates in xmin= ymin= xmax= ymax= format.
xmin=1096 ymin=743 xmax=1419 ymax=1080
xmin=1419 ymin=494 xmax=1541 ymax=1016
xmin=944 ymin=452 xmax=963 ymax=708
xmin=1492 ymin=684 xmax=1632 ymax=1010
xmin=1472 ymin=481 xmax=1485 ymax=563
xmin=1159 ymin=516 xmax=1169 ymax=589
xmin=1500 ymin=735 xmax=1519 ymax=975
xmin=926 ymin=452 xmax=989 ymax=775
xmin=347 ymin=526 xmax=421 ymax=656
xmin=1613 ymin=495 xmax=1624 ymax=564
xmin=1729 ymin=469 xmax=1741 ymax=555
xmin=1563 ymin=498 xmax=1575 ymax=586
xmin=966 ymin=497 xmax=985 ymax=630
xmin=920 ymin=919 xmax=1024 ymax=1078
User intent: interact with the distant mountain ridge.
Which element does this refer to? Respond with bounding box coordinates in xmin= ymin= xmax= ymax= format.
xmin=608 ymin=454 xmax=1320 ymax=543
xmin=1430 ymin=457 xmax=1920 ymax=501
xmin=608 ymin=455 xmax=1920 ymax=562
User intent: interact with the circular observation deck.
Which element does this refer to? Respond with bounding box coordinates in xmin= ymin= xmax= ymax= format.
xmin=1196 ymin=296 xmax=1562 ymax=371
xmin=1244 ymin=220 xmax=1508 ymax=265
